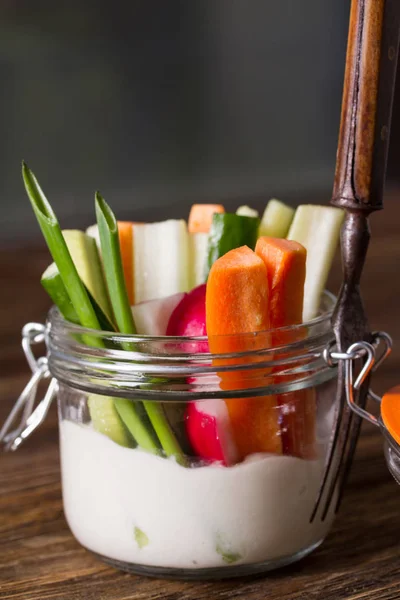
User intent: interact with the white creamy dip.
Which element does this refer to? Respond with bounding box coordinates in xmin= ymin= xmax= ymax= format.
xmin=60 ymin=420 xmax=334 ymax=569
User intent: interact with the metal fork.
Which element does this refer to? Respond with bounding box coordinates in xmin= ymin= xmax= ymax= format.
xmin=310 ymin=0 xmax=400 ymax=522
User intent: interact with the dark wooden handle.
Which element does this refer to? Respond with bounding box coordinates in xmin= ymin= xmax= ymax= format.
xmin=332 ymin=0 xmax=400 ymax=212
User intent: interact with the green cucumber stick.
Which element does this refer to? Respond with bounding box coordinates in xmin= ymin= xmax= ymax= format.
xmin=88 ymin=394 xmax=135 ymax=448
xmin=287 ymin=204 xmax=344 ymax=321
xmin=259 ymin=199 xmax=294 ymax=238
xmin=22 ymin=162 xmax=102 ymax=345
xmin=95 ymin=193 xmax=185 ymax=463
xmin=62 ymin=230 xmax=113 ymax=324
xmin=205 ymin=212 xmax=260 ymax=277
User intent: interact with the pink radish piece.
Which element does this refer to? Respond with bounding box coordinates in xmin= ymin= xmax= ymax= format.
xmin=166 ymin=284 xmax=209 ymax=353
xmin=166 ymin=284 xmax=238 ymax=464
xmin=131 ymin=292 xmax=185 ymax=336
xmin=185 ymin=400 xmax=239 ymax=466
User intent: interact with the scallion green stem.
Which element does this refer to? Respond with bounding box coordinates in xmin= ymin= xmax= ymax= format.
xmin=22 ymin=162 xmax=102 ymax=345
xmin=143 ymin=401 xmax=186 ymax=465
xmin=22 ymin=164 xmax=158 ymax=453
xmin=95 ymin=193 xmax=186 ymax=463
xmin=95 ymin=193 xmax=137 ymax=336
xmin=114 ymin=399 xmax=159 ymax=453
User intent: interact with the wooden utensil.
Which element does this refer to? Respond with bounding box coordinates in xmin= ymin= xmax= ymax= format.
xmin=311 ymin=0 xmax=400 ymax=522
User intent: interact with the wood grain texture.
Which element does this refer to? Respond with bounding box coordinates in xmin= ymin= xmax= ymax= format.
xmin=1 ymin=191 xmax=400 ymax=599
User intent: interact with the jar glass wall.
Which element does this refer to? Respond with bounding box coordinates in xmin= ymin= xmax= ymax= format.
xmin=49 ymin=292 xmax=339 ymax=579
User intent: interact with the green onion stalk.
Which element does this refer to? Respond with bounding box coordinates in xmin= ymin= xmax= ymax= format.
xmin=22 ymin=163 xmax=184 ymax=463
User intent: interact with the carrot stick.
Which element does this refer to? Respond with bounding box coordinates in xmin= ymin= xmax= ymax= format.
xmin=255 ymin=237 xmax=306 ymax=329
xmin=255 ymin=237 xmax=316 ymax=459
xmin=117 ymin=221 xmax=134 ymax=305
xmin=188 ymin=204 xmax=225 ymax=233
xmin=206 ymin=246 xmax=282 ymax=460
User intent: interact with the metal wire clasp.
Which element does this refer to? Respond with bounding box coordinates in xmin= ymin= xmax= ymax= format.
xmin=324 ymin=331 xmax=392 ymax=426
xmin=0 ymin=323 xmax=58 ymax=452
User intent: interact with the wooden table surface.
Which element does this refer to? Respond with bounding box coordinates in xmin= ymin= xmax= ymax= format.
xmin=1 ymin=193 xmax=400 ymax=600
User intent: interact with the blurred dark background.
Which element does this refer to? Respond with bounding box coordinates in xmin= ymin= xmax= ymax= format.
xmin=0 ymin=0 xmax=399 ymax=243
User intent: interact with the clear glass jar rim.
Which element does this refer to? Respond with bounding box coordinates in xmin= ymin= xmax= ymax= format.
xmin=48 ymin=290 xmax=336 ymax=348
xmin=45 ymin=291 xmax=337 ymax=400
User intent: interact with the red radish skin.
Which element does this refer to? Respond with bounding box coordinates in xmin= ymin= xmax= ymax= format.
xmin=166 ymin=284 xmax=209 ymax=353
xmin=166 ymin=284 xmax=237 ymax=464
xmin=185 ymin=400 xmax=239 ymax=466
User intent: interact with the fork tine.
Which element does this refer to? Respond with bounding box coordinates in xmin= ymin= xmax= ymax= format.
xmin=309 ymin=379 xmax=344 ymax=522
xmin=333 ymin=396 xmax=366 ymax=515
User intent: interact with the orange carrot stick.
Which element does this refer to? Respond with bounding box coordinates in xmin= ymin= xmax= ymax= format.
xmin=255 ymin=236 xmax=315 ymax=459
xmin=206 ymin=246 xmax=282 ymax=460
xmin=188 ymin=204 xmax=225 ymax=233
xmin=255 ymin=237 xmax=306 ymax=329
xmin=117 ymin=221 xmax=134 ymax=305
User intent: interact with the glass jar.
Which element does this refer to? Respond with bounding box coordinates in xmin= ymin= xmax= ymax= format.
xmin=3 ymin=291 xmax=342 ymax=580
xmin=40 ymin=291 xmax=338 ymax=579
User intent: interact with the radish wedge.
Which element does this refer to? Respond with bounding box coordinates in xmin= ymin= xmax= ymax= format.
xmin=287 ymin=205 xmax=344 ymax=321
xmin=166 ymin=284 xmax=208 ymax=353
xmin=185 ymin=400 xmax=238 ymax=466
xmin=259 ymin=199 xmax=294 ymax=238
xmin=133 ymin=220 xmax=190 ymax=303
xmin=63 ymin=229 xmax=113 ymax=323
xmin=132 ymin=292 xmax=185 ymax=336
xmin=189 ymin=232 xmax=208 ymax=288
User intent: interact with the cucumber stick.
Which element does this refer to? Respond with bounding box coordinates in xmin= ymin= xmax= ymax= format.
xmin=205 ymin=213 xmax=260 ymax=277
xmin=63 ymin=230 xmax=113 ymax=323
xmin=133 ymin=219 xmax=189 ymax=303
xmin=287 ymin=205 xmax=344 ymax=321
xmin=88 ymin=394 xmax=135 ymax=448
xmin=259 ymin=199 xmax=294 ymax=238
xmin=236 ymin=205 xmax=259 ymax=218
xmin=189 ymin=232 xmax=208 ymax=288
xmin=41 ymin=263 xmax=80 ymax=324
